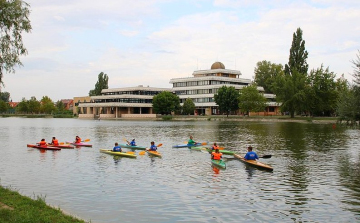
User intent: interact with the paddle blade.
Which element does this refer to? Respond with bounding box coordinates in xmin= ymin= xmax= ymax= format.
xmin=219 ymin=147 xmax=225 ymax=150
xmin=127 ymin=151 xmax=135 ymax=154
xmin=84 ymin=139 xmax=90 ymax=142
xmin=59 ymin=142 xmax=64 ymax=145
xmin=260 ymin=155 xmax=272 ymax=159
xmin=157 ymin=143 xmax=163 ymax=147
xmin=201 ymin=142 xmax=207 ymax=145
xmin=139 ymin=151 xmax=146 ymax=155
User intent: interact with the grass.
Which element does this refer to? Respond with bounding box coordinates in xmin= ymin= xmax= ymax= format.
xmin=0 ymin=186 xmax=87 ymax=223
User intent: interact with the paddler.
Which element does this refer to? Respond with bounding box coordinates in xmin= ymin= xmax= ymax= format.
xmin=147 ymin=141 xmax=157 ymax=151
xmin=244 ymin=146 xmax=259 ymax=160
xmin=188 ymin=135 xmax=196 ymax=146
xmin=50 ymin=137 xmax=59 ymax=146
xmin=211 ymin=142 xmax=219 ymax=151
xmin=75 ymin=136 xmax=81 ymax=143
xmin=113 ymin=142 xmax=122 ymax=152
xmin=211 ymin=149 xmax=222 ymax=160
xmin=130 ymin=139 xmax=136 ymax=146
xmin=38 ymin=139 xmax=47 ymax=147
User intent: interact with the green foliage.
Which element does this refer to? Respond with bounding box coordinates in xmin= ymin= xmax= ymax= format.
xmin=182 ymin=98 xmax=195 ymax=115
xmin=152 ymin=91 xmax=180 ymax=115
xmin=55 ymin=100 xmax=66 ymax=112
xmin=28 ymin=96 xmax=40 ymax=113
xmin=161 ymin=115 xmax=173 ymax=120
xmin=89 ymin=72 xmax=109 ymax=96
xmin=40 ymin=96 xmax=55 ymax=114
xmin=254 ymin=60 xmax=284 ymax=94
xmin=0 ymin=0 xmax=32 ymax=85
xmin=0 ymin=99 xmax=9 ymax=112
xmin=351 ymin=50 xmax=360 ymax=86
xmin=0 ymin=91 xmax=10 ymax=102
xmin=306 ymin=65 xmax=338 ymax=116
xmin=336 ymin=86 xmax=360 ymax=123
xmin=238 ymin=85 xmax=267 ymax=114
xmin=214 ymin=86 xmax=240 ymax=117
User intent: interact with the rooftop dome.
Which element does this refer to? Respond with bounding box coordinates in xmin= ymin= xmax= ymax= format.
xmin=211 ymin=61 xmax=225 ymax=69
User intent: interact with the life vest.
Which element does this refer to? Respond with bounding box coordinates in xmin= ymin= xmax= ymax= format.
xmin=212 ymin=145 xmax=219 ymax=150
xmin=52 ymin=139 xmax=59 ymax=146
xmin=212 ymin=152 xmax=222 ymax=160
xmin=39 ymin=141 xmax=47 ymax=146
xmin=75 ymin=138 xmax=81 ymax=143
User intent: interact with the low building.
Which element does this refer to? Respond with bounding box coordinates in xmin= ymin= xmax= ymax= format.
xmin=76 ymin=86 xmax=171 ymax=119
xmin=170 ymin=61 xmax=280 ymax=116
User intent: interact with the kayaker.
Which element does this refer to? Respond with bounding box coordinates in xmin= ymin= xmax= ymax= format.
xmin=113 ymin=143 xmax=122 ymax=152
xmin=188 ymin=135 xmax=196 ymax=145
xmin=147 ymin=141 xmax=157 ymax=151
xmin=50 ymin=137 xmax=59 ymax=146
xmin=244 ymin=146 xmax=259 ymax=160
xmin=130 ymin=139 xmax=136 ymax=146
xmin=38 ymin=139 xmax=47 ymax=147
xmin=211 ymin=149 xmax=222 ymax=160
xmin=211 ymin=142 xmax=219 ymax=150
xmin=75 ymin=136 xmax=81 ymax=143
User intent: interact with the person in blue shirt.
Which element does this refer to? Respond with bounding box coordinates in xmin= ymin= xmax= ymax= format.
xmin=244 ymin=146 xmax=259 ymax=160
xmin=113 ymin=142 xmax=122 ymax=152
xmin=147 ymin=141 xmax=157 ymax=151
xmin=130 ymin=139 xmax=136 ymax=146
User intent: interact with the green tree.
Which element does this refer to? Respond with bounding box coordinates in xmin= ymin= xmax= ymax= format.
xmin=336 ymin=87 xmax=359 ymax=123
xmin=0 ymin=0 xmax=32 ymax=85
xmin=254 ymin=60 xmax=284 ymax=94
xmin=276 ymin=27 xmax=309 ymax=118
xmin=214 ymin=86 xmax=240 ymax=117
xmin=40 ymin=96 xmax=55 ymax=114
xmin=16 ymin=97 xmax=28 ymax=113
xmin=351 ymin=50 xmax=360 ymax=86
xmin=0 ymin=100 xmax=8 ymax=113
xmin=56 ymin=100 xmax=66 ymax=112
xmin=89 ymin=72 xmax=109 ymax=96
xmin=238 ymin=85 xmax=267 ymax=115
xmin=182 ymin=98 xmax=195 ymax=115
xmin=28 ymin=96 xmax=40 ymax=113
xmin=0 ymin=91 xmax=10 ymax=102
xmin=152 ymin=91 xmax=180 ymax=115
xmin=306 ymin=65 xmax=338 ymax=116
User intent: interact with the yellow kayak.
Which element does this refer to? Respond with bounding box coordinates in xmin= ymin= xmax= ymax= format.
xmin=234 ymin=153 xmax=273 ymax=171
xmin=100 ymin=149 xmax=137 ymax=158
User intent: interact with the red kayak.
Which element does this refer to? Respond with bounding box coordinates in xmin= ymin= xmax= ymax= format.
xmin=27 ymin=144 xmax=74 ymax=149
xmin=27 ymin=144 xmax=61 ymax=150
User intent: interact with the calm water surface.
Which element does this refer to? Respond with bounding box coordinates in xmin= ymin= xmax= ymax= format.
xmin=0 ymin=117 xmax=359 ymax=222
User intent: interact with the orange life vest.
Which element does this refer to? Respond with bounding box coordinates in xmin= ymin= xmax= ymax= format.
xmin=39 ymin=141 xmax=47 ymax=146
xmin=52 ymin=139 xmax=59 ymax=146
xmin=75 ymin=138 xmax=81 ymax=143
xmin=212 ymin=145 xmax=219 ymax=150
xmin=212 ymin=152 xmax=222 ymax=160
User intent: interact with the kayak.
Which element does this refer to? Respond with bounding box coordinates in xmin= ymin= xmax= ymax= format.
xmin=146 ymin=150 xmax=162 ymax=158
xmin=191 ymin=146 xmax=234 ymax=155
xmin=172 ymin=143 xmax=204 ymax=148
xmin=118 ymin=144 xmax=147 ymax=150
xmin=66 ymin=142 xmax=93 ymax=147
xmin=27 ymin=144 xmax=74 ymax=149
xmin=211 ymin=159 xmax=226 ymax=169
xmin=27 ymin=144 xmax=61 ymax=150
xmin=99 ymin=149 xmax=137 ymax=158
xmin=233 ymin=153 xmax=273 ymax=171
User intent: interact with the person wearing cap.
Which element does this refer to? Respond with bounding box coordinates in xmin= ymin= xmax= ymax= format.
xmin=244 ymin=146 xmax=259 ymax=160
xmin=130 ymin=139 xmax=136 ymax=146
xmin=211 ymin=149 xmax=222 ymax=160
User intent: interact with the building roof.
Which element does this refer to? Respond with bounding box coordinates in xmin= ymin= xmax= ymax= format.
xmin=211 ymin=61 xmax=225 ymax=69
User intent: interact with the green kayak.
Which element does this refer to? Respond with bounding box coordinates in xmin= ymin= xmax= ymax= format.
xmin=191 ymin=147 xmax=234 ymax=155
xmin=211 ymin=159 xmax=226 ymax=169
xmin=100 ymin=149 xmax=137 ymax=158
xmin=118 ymin=144 xmax=147 ymax=150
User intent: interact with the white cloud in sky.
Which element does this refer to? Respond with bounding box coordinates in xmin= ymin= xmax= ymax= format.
xmin=3 ymin=0 xmax=360 ymax=102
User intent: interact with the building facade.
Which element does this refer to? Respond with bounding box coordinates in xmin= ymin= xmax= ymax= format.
xmin=170 ymin=61 xmax=280 ymax=116
xmin=76 ymin=86 xmax=171 ymax=119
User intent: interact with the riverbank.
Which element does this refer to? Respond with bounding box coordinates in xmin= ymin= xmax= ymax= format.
xmin=0 ymin=186 xmax=87 ymax=223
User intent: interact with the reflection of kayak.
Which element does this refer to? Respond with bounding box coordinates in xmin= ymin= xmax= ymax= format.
xmin=118 ymin=144 xmax=147 ymax=150
xmin=234 ymin=154 xmax=273 ymax=171
xmin=27 ymin=144 xmax=74 ymax=149
xmin=27 ymin=144 xmax=61 ymax=150
xmin=211 ymin=159 xmax=226 ymax=169
xmin=66 ymin=142 xmax=93 ymax=147
xmin=99 ymin=149 xmax=137 ymax=158
xmin=191 ymin=147 xmax=234 ymax=155
xmin=146 ymin=150 xmax=162 ymax=158
xmin=172 ymin=143 xmax=203 ymax=148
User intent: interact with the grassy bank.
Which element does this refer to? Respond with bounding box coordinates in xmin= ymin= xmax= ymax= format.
xmin=0 ymin=186 xmax=87 ymax=223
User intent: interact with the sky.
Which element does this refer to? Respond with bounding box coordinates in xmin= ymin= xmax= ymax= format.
xmin=2 ymin=0 xmax=360 ymax=102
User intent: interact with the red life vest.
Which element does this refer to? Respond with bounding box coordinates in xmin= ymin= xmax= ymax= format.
xmin=39 ymin=141 xmax=47 ymax=146
xmin=212 ymin=152 xmax=222 ymax=160
xmin=52 ymin=139 xmax=59 ymax=146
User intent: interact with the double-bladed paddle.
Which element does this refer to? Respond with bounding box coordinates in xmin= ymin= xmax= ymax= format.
xmin=139 ymin=144 xmax=163 ymax=155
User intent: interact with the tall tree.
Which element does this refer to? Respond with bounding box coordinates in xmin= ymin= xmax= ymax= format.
xmin=254 ymin=60 xmax=284 ymax=94
xmin=238 ymin=85 xmax=267 ymax=115
xmin=0 ymin=91 xmax=10 ymax=102
xmin=28 ymin=96 xmax=40 ymax=113
xmin=276 ymin=27 xmax=309 ymax=118
xmin=16 ymin=97 xmax=28 ymax=113
xmin=152 ymin=91 xmax=180 ymax=115
xmin=89 ymin=72 xmax=109 ymax=96
xmin=182 ymin=98 xmax=195 ymax=115
xmin=351 ymin=50 xmax=360 ymax=86
xmin=56 ymin=100 xmax=66 ymax=112
xmin=0 ymin=99 xmax=8 ymax=113
xmin=0 ymin=0 xmax=32 ymax=86
xmin=40 ymin=96 xmax=55 ymax=114
xmin=214 ymin=86 xmax=240 ymax=117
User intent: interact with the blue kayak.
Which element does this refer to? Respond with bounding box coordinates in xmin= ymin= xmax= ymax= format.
xmin=172 ymin=143 xmax=204 ymax=148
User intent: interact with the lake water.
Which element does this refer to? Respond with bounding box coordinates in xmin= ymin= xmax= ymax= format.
xmin=0 ymin=117 xmax=359 ymax=222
